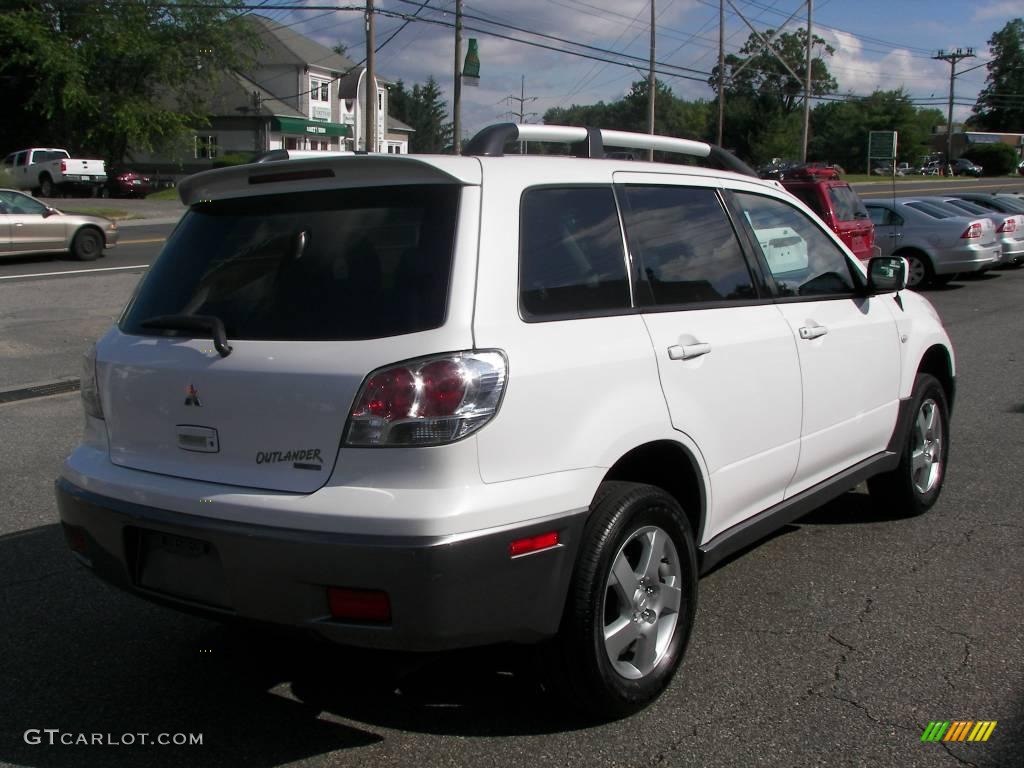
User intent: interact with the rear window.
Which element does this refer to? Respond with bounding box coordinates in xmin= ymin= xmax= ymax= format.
xmin=943 ymin=199 xmax=988 ymax=216
xmin=905 ymin=201 xmax=954 ymax=219
xmin=786 ymin=187 xmax=825 ymax=217
xmin=32 ymin=150 xmax=68 ymax=163
xmin=827 ymin=186 xmax=868 ymax=222
xmin=121 ymin=185 xmax=459 ymax=340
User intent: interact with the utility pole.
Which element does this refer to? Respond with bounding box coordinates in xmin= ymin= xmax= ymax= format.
xmin=800 ymin=0 xmax=812 ymax=162
xmin=717 ymin=0 xmax=725 ymax=146
xmin=365 ymin=0 xmax=376 ymax=152
xmin=453 ymin=0 xmax=463 ymax=154
xmin=508 ymin=75 xmax=538 ymax=153
xmin=933 ymin=47 xmax=975 ymax=167
xmin=647 ymin=0 xmax=656 ymax=160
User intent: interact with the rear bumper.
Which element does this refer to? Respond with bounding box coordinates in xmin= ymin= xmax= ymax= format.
xmin=935 ymin=244 xmax=1001 ymax=274
xmin=55 ymin=478 xmax=584 ymax=651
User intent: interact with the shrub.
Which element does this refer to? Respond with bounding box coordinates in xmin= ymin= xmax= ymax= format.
xmin=962 ymin=143 xmax=1019 ymax=176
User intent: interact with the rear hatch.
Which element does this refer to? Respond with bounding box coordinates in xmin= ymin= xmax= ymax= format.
xmin=101 ymin=180 xmax=464 ymax=493
xmin=785 ymin=182 xmax=874 ymax=259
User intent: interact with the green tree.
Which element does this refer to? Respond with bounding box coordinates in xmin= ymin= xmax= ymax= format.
xmin=388 ymin=76 xmax=452 ymax=153
xmin=708 ymin=28 xmax=837 ymax=162
xmin=0 ymin=1 xmax=256 ymax=163
xmin=809 ymin=90 xmax=944 ymax=172
xmin=971 ymin=18 xmax=1024 ymax=132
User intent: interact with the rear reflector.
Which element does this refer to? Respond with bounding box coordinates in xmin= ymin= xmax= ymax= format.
xmin=63 ymin=524 xmax=88 ymax=553
xmin=327 ymin=587 xmax=391 ymax=623
xmin=509 ymin=531 xmax=560 ymax=557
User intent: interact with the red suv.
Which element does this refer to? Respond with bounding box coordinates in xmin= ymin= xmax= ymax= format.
xmin=782 ymin=180 xmax=875 ymax=261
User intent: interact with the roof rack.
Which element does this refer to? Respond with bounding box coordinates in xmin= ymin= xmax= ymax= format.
xmin=463 ymin=122 xmax=757 ymax=178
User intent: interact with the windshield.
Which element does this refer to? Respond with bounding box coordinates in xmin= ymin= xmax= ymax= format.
xmin=121 ymin=185 xmax=460 ymax=341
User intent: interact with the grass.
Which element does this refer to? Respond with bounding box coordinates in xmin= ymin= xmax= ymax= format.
xmin=145 ymin=187 xmax=179 ymax=201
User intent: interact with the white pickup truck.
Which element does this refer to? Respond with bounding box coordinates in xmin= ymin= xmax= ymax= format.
xmin=3 ymin=148 xmax=107 ymax=198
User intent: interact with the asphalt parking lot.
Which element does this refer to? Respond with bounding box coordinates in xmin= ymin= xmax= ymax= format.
xmin=0 ymin=193 xmax=1022 ymax=768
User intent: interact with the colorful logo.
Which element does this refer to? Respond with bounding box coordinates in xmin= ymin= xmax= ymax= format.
xmin=921 ymin=721 xmax=997 ymax=742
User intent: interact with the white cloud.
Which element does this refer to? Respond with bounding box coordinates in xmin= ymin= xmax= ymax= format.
xmin=971 ymin=1 xmax=1023 ymax=22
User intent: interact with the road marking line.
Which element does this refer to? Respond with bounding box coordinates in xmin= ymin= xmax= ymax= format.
xmin=0 ymin=264 xmax=149 ymax=280
xmin=119 ymin=237 xmax=166 ymax=245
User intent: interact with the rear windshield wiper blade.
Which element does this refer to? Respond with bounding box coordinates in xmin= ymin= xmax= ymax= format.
xmin=140 ymin=314 xmax=233 ymax=357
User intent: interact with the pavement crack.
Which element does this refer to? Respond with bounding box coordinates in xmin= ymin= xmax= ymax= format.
xmin=827 ymin=632 xmax=856 ymax=652
xmin=937 ymin=741 xmax=979 ymax=768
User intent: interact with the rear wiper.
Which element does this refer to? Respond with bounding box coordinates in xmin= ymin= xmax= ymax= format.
xmin=141 ymin=314 xmax=233 ymax=358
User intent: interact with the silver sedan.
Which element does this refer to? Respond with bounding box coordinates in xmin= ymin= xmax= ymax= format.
xmin=921 ymin=196 xmax=1024 ymax=266
xmin=864 ymin=197 xmax=1001 ymax=288
xmin=0 ymin=188 xmax=119 ymax=260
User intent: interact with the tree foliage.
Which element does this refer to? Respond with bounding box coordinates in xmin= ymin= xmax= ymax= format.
xmin=962 ymin=143 xmax=1019 ymax=176
xmin=0 ymin=1 xmax=256 ymax=163
xmin=971 ymin=18 xmax=1024 ymax=132
xmin=544 ymin=79 xmax=711 ymax=146
xmin=809 ymin=90 xmax=944 ymax=172
xmin=706 ymin=28 xmax=836 ymax=162
xmin=388 ymin=76 xmax=452 ymax=153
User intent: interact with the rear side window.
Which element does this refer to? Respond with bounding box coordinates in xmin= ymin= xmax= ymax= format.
xmin=519 ymin=187 xmax=630 ymax=319
xmin=905 ymin=201 xmax=953 ymax=219
xmin=121 ymin=185 xmax=459 ymax=340
xmin=619 ymin=185 xmax=756 ymax=305
xmin=827 ymin=186 xmax=868 ymax=222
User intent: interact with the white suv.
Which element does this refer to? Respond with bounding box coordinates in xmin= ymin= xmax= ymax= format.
xmin=57 ymin=124 xmax=955 ymax=719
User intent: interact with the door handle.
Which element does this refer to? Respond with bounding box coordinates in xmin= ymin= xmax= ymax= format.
xmin=667 ymin=342 xmax=711 ymax=360
xmin=798 ymin=325 xmax=828 ymax=340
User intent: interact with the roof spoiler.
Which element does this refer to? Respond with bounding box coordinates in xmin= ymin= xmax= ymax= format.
xmin=463 ymin=122 xmax=758 ymax=178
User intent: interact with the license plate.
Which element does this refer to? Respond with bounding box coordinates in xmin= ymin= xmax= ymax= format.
xmin=135 ymin=529 xmax=230 ymax=608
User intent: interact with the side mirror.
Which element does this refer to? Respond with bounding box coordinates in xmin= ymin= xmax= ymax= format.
xmin=42 ymin=207 xmax=55 ymax=218
xmin=867 ymin=256 xmax=908 ymax=293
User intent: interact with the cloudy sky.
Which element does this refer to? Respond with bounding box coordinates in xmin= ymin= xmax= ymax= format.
xmin=266 ymin=0 xmax=1020 ymax=137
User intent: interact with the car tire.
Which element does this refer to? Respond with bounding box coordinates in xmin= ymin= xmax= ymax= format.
xmin=868 ymin=373 xmax=950 ymax=517
xmin=71 ymin=228 xmax=104 ymax=261
xmin=545 ymin=481 xmax=697 ymax=720
xmin=898 ymin=251 xmax=933 ymax=289
xmin=40 ymin=175 xmax=54 ymax=198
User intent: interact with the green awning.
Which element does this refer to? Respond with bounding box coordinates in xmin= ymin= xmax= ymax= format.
xmin=271 ymin=116 xmax=349 ymax=138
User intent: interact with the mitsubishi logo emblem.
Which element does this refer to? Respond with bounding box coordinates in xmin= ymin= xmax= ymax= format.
xmin=184 ymin=384 xmax=202 ymax=407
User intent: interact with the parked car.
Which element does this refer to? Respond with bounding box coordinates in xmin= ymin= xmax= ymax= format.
xmin=952 ymin=158 xmax=982 ymax=177
xmin=787 ymin=161 xmax=841 ymax=181
xmin=56 ymin=123 xmax=955 ymax=720
xmin=864 ymin=197 xmax=1000 ymax=288
xmin=2 ymin=147 xmax=107 ymax=197
xmin=0 ymin=188 xmax=118 ymax=260
xmin=757 ymin=159 xmax=799 ymax=180
xmin=922 ymin=196 xmax=1024 ymax=266
xmin=950 ymin=192 xmax=1024 ymax=216
xmin=781 ymin=179 xmax=875 ymax=261
xmin=920 ymin=160 xmax=942 ymax=176
xmin=103 ymin=168 xmax=156 ymax=199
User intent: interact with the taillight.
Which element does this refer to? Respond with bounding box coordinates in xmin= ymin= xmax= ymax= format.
xmin=345 ymin=351 xmax=507 ymax=447
xmin=81 ymin=345 xmax=103 ymax=419
xmin=997 ymin=218 xmax=1017 ymax=233
xmin=60 ymin=159 xmax=67 ymax=173
xmin=961 ymin=222 xmax=983 ymax=239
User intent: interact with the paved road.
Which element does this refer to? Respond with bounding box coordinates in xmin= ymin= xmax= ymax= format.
xmin=851 ymin=177 xmax=1024 ymax=199
xmin=0 ymin=265 xmax=1021 ymax=766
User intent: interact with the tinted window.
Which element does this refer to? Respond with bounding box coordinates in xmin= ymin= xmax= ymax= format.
xmin=519 ymin=187 xmax=629 ymax=319
xmin=31 ymin=150 xmax=67 ymax=164
xmin=734 ymin=192 xmax=857 ymax=297
xmin=828 ymin=186 xmax=868 ymax=222
xmin=620 ymin=185 xmax=756 ymax=305
xmin=943 ymin=199 xmax=988 ymax=216
xmin=0 ymin=191 xmax=47 ymax=215
xmin=121 ymin=185 xmax=458 ymax=341
xmin=906 ymin=201 xmax=954 ymax=219
xmin=866 ymin=206 xmax=902 ymax=227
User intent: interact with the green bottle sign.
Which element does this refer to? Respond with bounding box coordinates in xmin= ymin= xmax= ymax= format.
xmin=463 ymin=38 xmax=480 ymax=87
